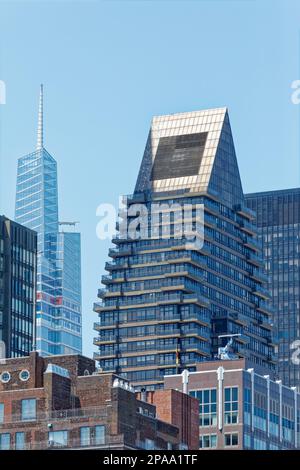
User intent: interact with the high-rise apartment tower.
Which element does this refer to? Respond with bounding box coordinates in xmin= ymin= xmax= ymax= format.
xmin=94 ymin=108 xmax=276 ymax=389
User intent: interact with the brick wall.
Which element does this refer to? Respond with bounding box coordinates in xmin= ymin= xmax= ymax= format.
xmin=137 ymin=389 xmax=198 ymax=449
xmin=0 ymin=353 xmax=188 ymax=450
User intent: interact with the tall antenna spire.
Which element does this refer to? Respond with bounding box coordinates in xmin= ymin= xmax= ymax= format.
xmin=36 ymin=84 xmax=44 ymax=150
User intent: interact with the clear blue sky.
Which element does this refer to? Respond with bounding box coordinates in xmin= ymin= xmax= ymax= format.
xmin=0 ymin=0 xmax=299 ymax=358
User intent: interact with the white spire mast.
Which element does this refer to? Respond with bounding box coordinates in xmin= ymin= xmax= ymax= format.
xmin=36 ymin=84 xmax=44 ymax=150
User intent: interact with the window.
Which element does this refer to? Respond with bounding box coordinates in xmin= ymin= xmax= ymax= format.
xmin=282 ymin=404 xmax=294 ymax=443
xmin=224 ymin=433 xmax=238 ymax=447
xmin=244 ymin=433 xmax=251 ymax=449
xmin=95 ymin=425 xmax=105 ymax=445
xmin=254 ymin=437 xmax=266 ymax=450
xmin=253 ymin=392 xmax=267 ymax=432
xmin=19 ymin=370 xmax=30 ymax=382
xmin=80 ymin=427 xmax=91 ymax=446
xmin=244 ymin=388 xmax=251 ymax=426
xmin=21 ymin=398 xmax=36 ymax=421
xmin=0 ymin=433 xmax=10 ymax=450
xmin=15 ymin=432 xmax=25 ymax=450
xmin=0 ymin=403 xmax=4 ymax=423
xmin=224 ymin=387 xmax=239 ymax=424
xmin=179 ymin=443 xmax=188 ymax=450
xmin=192 ymin=388 xmax=217 ymax=426
xmin=0 ymin=371 xmax=11 ymax=384
xmin=270 ymin=398 xmax=279 ymax=437
xmin=200 ymin=434 xmax=217 ymax=449
xmin=145 ymin=438 xmax=155 ymax=450
xmin=49 ymin=430 xmax=68 ymax=447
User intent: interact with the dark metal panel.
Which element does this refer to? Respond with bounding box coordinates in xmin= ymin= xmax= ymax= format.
xmin=150 ymin=132 xmax=208 ymax=181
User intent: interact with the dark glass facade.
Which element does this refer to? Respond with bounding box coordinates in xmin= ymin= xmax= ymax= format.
xmin=94 ymin=108 xmax=276 ymax=389
xmin=0 ymin=216 xmax=37 ymax=357
xmin=246 ymin=188 xmax=300 ymax=390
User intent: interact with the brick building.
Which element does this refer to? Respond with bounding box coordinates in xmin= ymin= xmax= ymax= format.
xmin=164 ymin=359 xmax=300 ymax=450
xmin=0 ymin=352 xmax=198 ymax=450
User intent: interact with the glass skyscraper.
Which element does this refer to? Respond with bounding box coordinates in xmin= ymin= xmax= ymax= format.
xmin=15 ymin=85 xmax=82 ymax=356
xmin=0 ymin=215 xmax=37 ymax=357
xmin=246 ymin=188 xmax=300 ymax=390
xmin=94 ymin=108 xmax=276 ymax=389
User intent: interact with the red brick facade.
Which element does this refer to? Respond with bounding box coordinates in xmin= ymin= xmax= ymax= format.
xmin=137 ymin=389 xmax=198 ymax=449
xmin=0 ymin=352 xmax=197 ymax=450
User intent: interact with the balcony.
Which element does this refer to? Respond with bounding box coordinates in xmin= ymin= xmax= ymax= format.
xmin=102 ymin=275 xmax=112 ymax=284
xmin=181 ymin=328 xmax=210 ymax=340
xmin=252 ymin=285 xmax=270 ymax=300
xmin=249 ymin=269 xmax=268 ymax=284
xmin=157 ymin=313 xmax=181 ymax=323
xmin=243 ymin=236 xmax=261 ymax=251
xmin=255 ymin=300 xmax=273 ymax=316
xmin=183 ymin=293 xmax=209 ymax=307
xmin=156 ymin=326 xmax=181 ymax=336
xmin=97 ymin=335 xmax=116 ymax=343
xmin=238 ymin=219 xmax=256 ymax=236
xmin=94 ymin=336 xmax=101 ymax=345
xmin=7 ymin=434 xmax=126 ymax=450
xmin=105 ymin=260 xmax=129 ymax=271
xmin=234 ymin=204 xmax=256 ymax=220
xmin=246 ymin=251 xmax=263 ymax=267
xmin=234 ymin=334 xmax=249 ymax=345
xmin=109 ymin=245 xmax=133 ymax=258
xmin=98 ymin=288 xmax=107 ymax=299
xmin=0 ymin=407 xmax=108 ymax=426
xmin=94 ymin=301 xmax=103 ymax=312
xmin=93 ymin=301 xmax=118 ymax=313
xmin=181 ymin=311 xmax=210 ymax=325
xmin=203 ymin=198 xmax=220 ymax=216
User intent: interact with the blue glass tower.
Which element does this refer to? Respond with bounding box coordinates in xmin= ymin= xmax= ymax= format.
xmin=246 ymin=188 xmax=300 ymax=390
xmin=15 ymin=85 xmax=82 ymax=356
xmin=94 ymin=108 xmax=276 ymax=389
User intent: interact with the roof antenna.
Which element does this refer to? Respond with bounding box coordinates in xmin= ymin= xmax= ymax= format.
xmin=36 ymin=84 xmax=44 ymax=150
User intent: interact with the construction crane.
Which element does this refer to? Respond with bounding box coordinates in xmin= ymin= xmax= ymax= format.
xmin=58 ymin=221 xmax=79 ymax=232
xmin=58 ymin=222 xmax=79 ymax=226
xmin=217 ymin=334 xmax=241 ymax=360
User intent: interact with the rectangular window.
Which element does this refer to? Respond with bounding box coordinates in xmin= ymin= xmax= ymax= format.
xmin=145 ymin=438 xmax=155 ymax=450
xmin=80 ymin=427 xmax=91 ymax=446
xmin=224 ymin=433 xmax=239 ymax=447
xmin=244 ymin=433 xmax=251 ymax=449
xmin=199 ymin=434 xmax=217 ymax=449
xmin=21 ymin=399 xmax=36 ymax=421
xmin=192 ymin=389 xmax=217 ymax=426
xmin=254 ymin=437 xmax=267 ymax=450
xmin=224 ymin=387 xmax=239 ymax=424
xmin=0 ymin=433 xmax=10 ymax=450
xmin=95 ymin=425 xmax=105 ymax=445
xmin=0 ymin=403 xmax=4 ymax=423
xmin=15 ymin=432 xmax=25 ymax=450
xmin=244 ymin=388 xmax=251 ymax=426
xmin=253 ymin=391 xmax=267 ymax=432
xmin=49 ymin=430 xmax=68 ymax=448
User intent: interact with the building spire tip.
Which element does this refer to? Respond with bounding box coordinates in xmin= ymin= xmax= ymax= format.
xmin=36 ymin=84 xmax=44 ymax=150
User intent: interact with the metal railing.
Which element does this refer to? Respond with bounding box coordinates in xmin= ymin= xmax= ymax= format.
xmin=0 ymin=407 xmax=108 ymax=426
xmin=3 ymin=434 xmax=126 ymax=451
